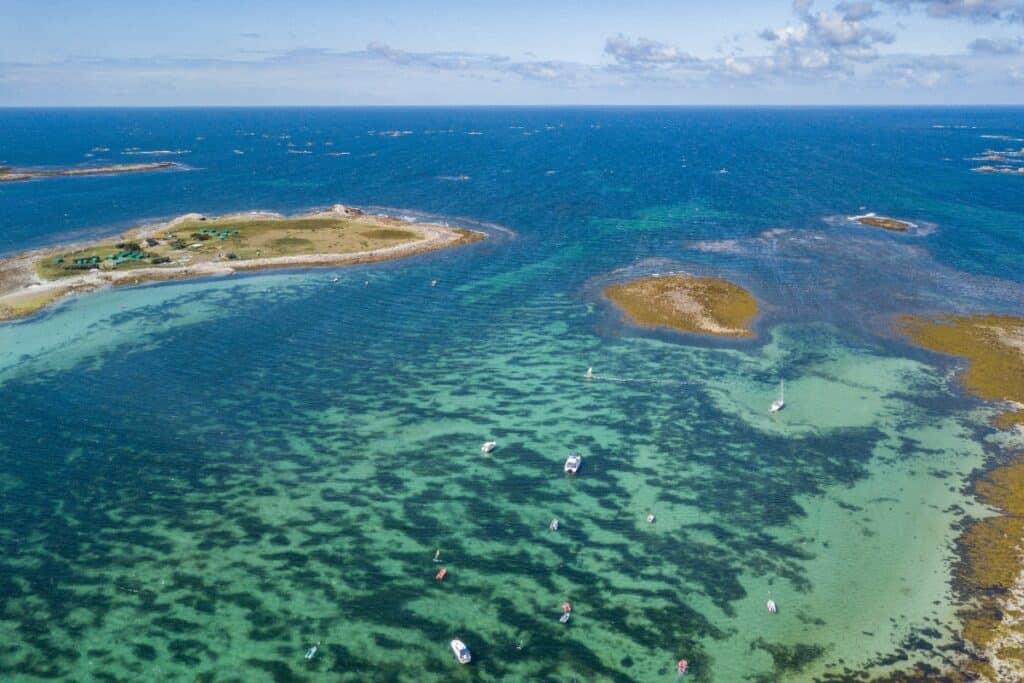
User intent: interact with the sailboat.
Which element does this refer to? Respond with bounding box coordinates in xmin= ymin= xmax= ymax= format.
xmin=769 ymin=380 xmax=785 ymax=413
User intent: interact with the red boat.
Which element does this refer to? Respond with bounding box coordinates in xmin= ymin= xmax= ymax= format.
xmin=436 ymin=568 xmax=447 ymax=581
xmin=562 ymin=601 xmax=572 ymax=613
xmin=678 ymin=659 xmax=688 ymax=674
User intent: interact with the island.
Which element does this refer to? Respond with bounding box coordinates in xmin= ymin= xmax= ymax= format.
xmin=0 ymin=204 xmax=484 ymax=321
xmin=849 ymin=212 xmax=915 ymax=232
xmin=898 ymin=313 xmax=1024 ymax=678
xmin=0 ymin=161 xmax=179 ymax=182
xmin=604 ymin=274 xmax=758 ymax=337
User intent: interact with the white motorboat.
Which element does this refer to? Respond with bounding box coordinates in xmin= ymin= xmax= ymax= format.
xmin=451 ymin=638 xmax=471 ymax=664
xmin=549 ymin=518 xmax=559 ymax=531
xmin=769 ymin=380 xmax=785 ymax=413
xmin=564 ymin=453 xmax=582 ymax=474
xmin=481 ymin=441 xmax=497 ymax=453
xmin=767 ymin=599 xmax=777 ymax=614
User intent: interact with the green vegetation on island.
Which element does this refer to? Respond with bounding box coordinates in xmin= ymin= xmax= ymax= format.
xmin=0 ymin=205 xmax=484 ymax=321
xmin=604 ymin=274 xmax=758 ymax=338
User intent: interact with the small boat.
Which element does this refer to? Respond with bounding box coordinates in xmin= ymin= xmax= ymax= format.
xmin=769 ymin=380 xmax=785 ymax=413
xmin=549 ymin=518 xmax=559 ymax=531
xmin=584 ymin=367 xmax=593 ymax=379
xmin=564 ymin=453 xmax=582 ymax=474
xmin=304 ymin=642 xmax=320 ymax=660
xmin=436 ymin=568 xmax=447 ymax=581
xmin=481 ymin=441 xmax=497 ymax=453
xmin=433 ymin=549 xmax=442 ymax=563
xmin=646 ymin=513 xmax=655 ymax=524
xmin=767 ymin=599 xmax=777 ymax=614
xmin=562 ymin=601 xmax=572 ymax=614
xmin=678 ymin=659 xmax=689 ymax=674
xmin=559 ymin=612 xmax=571 ymax=624
xmin=451 ymin=638 xmax=472 ymax=664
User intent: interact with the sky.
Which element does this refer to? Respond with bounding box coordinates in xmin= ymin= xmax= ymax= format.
xmin=1 ymin=0 xmax=1023 ymax=105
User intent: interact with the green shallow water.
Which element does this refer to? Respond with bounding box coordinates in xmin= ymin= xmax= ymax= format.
xmin=0 ymin=271 xmax=992 ymax=682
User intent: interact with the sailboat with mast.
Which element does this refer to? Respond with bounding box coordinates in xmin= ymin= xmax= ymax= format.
xmin=769 ymin=380 xmax=785 ymax=413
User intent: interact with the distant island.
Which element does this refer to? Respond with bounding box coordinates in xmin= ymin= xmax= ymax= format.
xmin=604 ymin=273 xmax=758 ymax=337
xmin=849 ymin=212 xmax=915 ymax=232
xmin=0 ymin=161 xmax=179 ymax=182
xmin=0 ymin=204 xmax=484 ymax=320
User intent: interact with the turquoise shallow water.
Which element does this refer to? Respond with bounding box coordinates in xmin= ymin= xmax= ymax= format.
xmin=1 ymin=108 xmax=1024 ymax=682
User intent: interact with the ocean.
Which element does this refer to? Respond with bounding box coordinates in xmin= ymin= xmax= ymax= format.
xmin=1 ymin=107 xmax=1023 ymax=682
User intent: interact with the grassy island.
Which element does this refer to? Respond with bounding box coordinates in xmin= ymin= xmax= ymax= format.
xmin=898 ymin=314 xmax=1024 ymax=429
xmin=0 ymin=162 xmax=179 ymax=182
xmin=849 ymin=213 xmax=914 ymax=232
xmin=604 ymin=274 xmax=758 ymax=337
xmin=0 ymin=205 xmax=484 ymax=321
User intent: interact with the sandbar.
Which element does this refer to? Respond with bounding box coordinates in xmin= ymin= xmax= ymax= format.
xmin=604 ymin=274 xmax=758 ymax=338
xmin=0 ymin=204 xmax=484 ymax=321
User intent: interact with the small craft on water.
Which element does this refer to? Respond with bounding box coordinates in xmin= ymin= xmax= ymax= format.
xmin=564 ymin=453 xmax=582 ymax=474
xmin=678 ymin=659 xmax=689 ymax=675
xmin=451 ymin=638 xmax=472 ymax=664
xmin=767 ymin=598 xmax=777 ymax=614
xmin=304 ymin=642 xmax=320 ymax=660
xmin=549 ymin=518 xmax=559 ymax=531
xmin=770 ymin=380 xmax=785 ymax=413
xmin=481 ymin=441 xmax=497 ymax=453
xmin=433 ymin=549 xmax=442 ymax=563
xmin=584 ymin=367 xmax=594 ymax=379
xmin=560 ymin=612 xmax=571 ymax=624
xmin=436 ymin=568 xmax=447 ymax=581
xmin=562 ymin=601 xmax=572 ymax=614
xmin=646 ymin=513 xmax=655 ymax=524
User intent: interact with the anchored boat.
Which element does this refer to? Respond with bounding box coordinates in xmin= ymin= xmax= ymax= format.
xmin=450 ymin=639 xmax=472 ymax=664
xmin=481 ymin=441 xmax=497 ymax=453
xmin=564 ymin=453 xmax=582 ymax=474
xmin=769 ymin=380 xmax=785 ymax=413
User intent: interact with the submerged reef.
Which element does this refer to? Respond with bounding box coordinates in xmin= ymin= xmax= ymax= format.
xmin=604 ymin=274 xmax=758 ymax=337
xmin=898 ymin=314 xmax=1024 ymax=430
xmin=957 ymin=455 xmax=1024 ymax=682
xmin=899 ymin=314 xmax=1024 ymax=681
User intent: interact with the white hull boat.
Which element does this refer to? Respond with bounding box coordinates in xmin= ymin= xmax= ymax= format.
xmin=564 ymin=453 xmax=582 ymax=474
xmin=481 ymin=441 xmax=497 ymax=453
xmin=769 ymin=380 xmax=785 ymax=413
xmin=451 ymin=638 xmax=471 ymax=664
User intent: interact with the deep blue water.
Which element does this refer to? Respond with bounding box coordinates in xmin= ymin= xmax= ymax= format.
xmin=2 ymin=107 xmax=1022 ymax=280
xmin=1 ymin=108 xmax=1023 ymax=682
